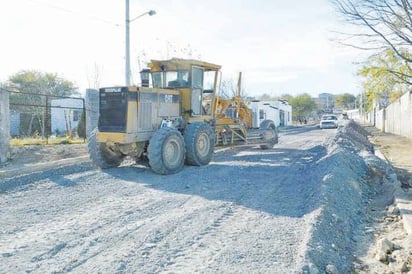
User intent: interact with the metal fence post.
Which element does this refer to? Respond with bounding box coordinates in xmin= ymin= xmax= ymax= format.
xmin=0 ymin=88 xmax=10 ymax=162
xmin=82 ymin=98 xmax=86 ymax=143
xmin=44 ymin=95 xmax=49 ymax=144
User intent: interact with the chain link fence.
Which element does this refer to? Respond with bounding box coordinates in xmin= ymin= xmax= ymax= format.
xmin=2 ymin=88 xmax=86 ymax=144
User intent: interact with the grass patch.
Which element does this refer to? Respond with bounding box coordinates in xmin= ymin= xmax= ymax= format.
xmin=10 ymin=137 xmax=85 ymax=146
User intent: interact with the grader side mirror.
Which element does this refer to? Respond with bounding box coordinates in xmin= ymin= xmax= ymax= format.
xmin=140 ymin=69 xmax=150 ymax=87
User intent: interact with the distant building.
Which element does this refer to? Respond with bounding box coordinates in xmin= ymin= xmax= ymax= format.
xmin=249 ymin=100 xmax=292 ymax=128
xmin=51 ymin=98 xmax=83 ymax=136
xmin=314 ymin=93 xmax=335 ymax=113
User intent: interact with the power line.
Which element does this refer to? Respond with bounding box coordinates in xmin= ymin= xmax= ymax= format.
xmin=25 ymin=0 xmax=122 ymax=28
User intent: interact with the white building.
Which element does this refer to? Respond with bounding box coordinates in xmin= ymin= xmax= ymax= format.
xmin=51 ymin=98 xmax=83 ymax=136
xmin=249 ymin=100 xmax=292 ymax=128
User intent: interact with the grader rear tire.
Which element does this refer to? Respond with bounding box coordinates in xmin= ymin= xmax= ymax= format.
xmin=148 ymin=127 xmax=185 ymax=175
xmin=184 ymin=122 xmax=215 ymax=166
xmin=88 ymin=129 xmax=123 ymax=168
xmin=259 ymin=119 xmax=279 ymax=149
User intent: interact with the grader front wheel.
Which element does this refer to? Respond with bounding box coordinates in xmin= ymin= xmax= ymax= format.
xmin=259 ymin=119 xmax=279 ymax=149
xmin=148 ymin=127 xmax=186 ymax=175
xmin=184 ymin=122 xmax=215 ymax=166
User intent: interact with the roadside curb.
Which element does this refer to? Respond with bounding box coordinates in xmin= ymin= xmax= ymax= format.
xmin=374 ymin=148 xmax=412 ymax=236
xmin=0 ymin=155 xmax=90 ymax=179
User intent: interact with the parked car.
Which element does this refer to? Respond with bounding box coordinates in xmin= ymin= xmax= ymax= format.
xmin=319 ymin=114 xmax=338 ymax=129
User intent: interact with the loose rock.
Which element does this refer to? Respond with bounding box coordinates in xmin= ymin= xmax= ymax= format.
xmin=387 ymin=205 xmax=400 ymax=215
xmin=375 ymin=238 xmax=394 ymax=263
xmin=400 ymin=261 xmax=409 ymax=273
xmin=325 ymin=264 xmax=338 ymax=274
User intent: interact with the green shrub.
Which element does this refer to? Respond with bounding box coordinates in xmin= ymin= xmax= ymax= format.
xmin=77 ymin=111 xmax=86 ymax=139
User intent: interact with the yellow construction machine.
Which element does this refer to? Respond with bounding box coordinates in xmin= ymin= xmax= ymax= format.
xmin=212 ymin=72 xmax=277 ymax=147
xmin=88 ymin=58 xmax=278 ymax=174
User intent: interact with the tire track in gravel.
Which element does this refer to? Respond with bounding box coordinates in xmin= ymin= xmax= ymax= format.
xmin=1 ymin=171 xmax=199 ymax=273
xmin=151 ymin=202 xmax=238 ymax=273
xmin=1 ymin=126 xmax=337 ymax=273
xmin=1 ymin=170 xmax=138 ymax=232
xmin=0 ymin=163 xmax=94 ymax=192
xmin=71 ymin=197 xmax=231 ymax=273
xmin=156 ymin=203 xmax=294 ymax=273
xmin=32 ymin=196 xmax=196 ymax=273
xmin=56 ymin=195 xmax=200 ymax=273
xmin=155 ymin=141 xmax=329 ymax=273
xmin=21 ymin=172 xmax=257 ymax=273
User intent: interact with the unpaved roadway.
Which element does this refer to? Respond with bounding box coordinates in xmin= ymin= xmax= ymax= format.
xmin=0 ymin=126 xmax=356 ymax=273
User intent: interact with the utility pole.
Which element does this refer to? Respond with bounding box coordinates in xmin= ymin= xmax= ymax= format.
xmin=125 ymin=1 xmax=155 ymax=86
xmin=125 ymin=0 xmax=131 ymax=86
xmin=360 ymin=92 xmax=364 ymax=123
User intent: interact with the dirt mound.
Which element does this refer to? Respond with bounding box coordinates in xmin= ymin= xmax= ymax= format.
xmin=1 ymin=144 xmax=88 ymax=168
xmin=302 ymin=121 xmax=396 ymax=273
xmin=334 ymin=120 xmax=374 ymax=153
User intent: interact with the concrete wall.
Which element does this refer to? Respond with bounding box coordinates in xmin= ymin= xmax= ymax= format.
xmin=375 ymin=108 xmax=385 ymax=132
xmin=85 ymin=89 xmax=99 ymax=138
xmin=398 ymin=91 xmax=411 ymax=137
xmin=371 ymin=91 xmax=412 ymax=139
xmin=368 ymin=109 xmax=375 ymax=126
xmin=382 ymin=92 xmax=412 ymax=138
xmin=0 ymin=89 xmax=10 ymax=163
xmin=346 ymin=109 xmax=360 ymax=120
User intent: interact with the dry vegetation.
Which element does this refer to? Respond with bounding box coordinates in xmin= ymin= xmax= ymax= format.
xmin=10 ymin=137 xmax=85 ymax=146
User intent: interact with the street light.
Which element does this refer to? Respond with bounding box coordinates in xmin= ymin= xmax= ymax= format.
xmin=130 ymin=10 xmax=156 ymax=22
xmin=125 ymin=0 xmax=156 ymax=86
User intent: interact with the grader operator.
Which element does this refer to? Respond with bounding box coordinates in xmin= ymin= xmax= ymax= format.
xmin=88 ymin=58 xmax=278 ymax=175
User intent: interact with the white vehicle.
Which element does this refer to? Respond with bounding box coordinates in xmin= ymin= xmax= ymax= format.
xmin=319 ymin=114 xmax=338 ymax=129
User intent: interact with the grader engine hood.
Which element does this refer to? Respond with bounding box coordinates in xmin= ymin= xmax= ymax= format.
xmin=96 ymin=85 xmax=182 ymax=144
xmin=98 ymin=87 xmax=128 ymax=132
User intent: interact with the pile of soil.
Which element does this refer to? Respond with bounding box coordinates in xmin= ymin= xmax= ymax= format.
xmin=1 ymin=144 xmax=88 ymax=168
xmin=302 ymin=120 xmax=409 ymax=273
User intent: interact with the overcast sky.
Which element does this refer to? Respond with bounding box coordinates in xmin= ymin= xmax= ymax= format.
xmin=0 ymin=0 xmax=366 ymax=97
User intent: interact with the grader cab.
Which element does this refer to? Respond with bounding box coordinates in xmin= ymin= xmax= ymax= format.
xmin=88 ymin=58 xmax=278 ymax=175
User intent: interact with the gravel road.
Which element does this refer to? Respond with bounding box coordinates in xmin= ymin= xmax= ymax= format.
xmin=0 ymin=124 xmax=374 ymax=273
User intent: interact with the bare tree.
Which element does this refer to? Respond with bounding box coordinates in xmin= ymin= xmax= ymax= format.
xmin=258 ymin=93 xmax=278 ymax=101
xmin=331 ymin=0 xmax=412 ymax=63
xmin=219 ymin=79 xmax=236 ymax=98
xmin=137 ymin=50 xmax=149 ymax=72
xmin=133 ymin=42 xmax=202 ymax=86
xmin=219 ymin=74 xmax=248 ymax=99
xmin=163 ymin=41 xmax=202 ymax=60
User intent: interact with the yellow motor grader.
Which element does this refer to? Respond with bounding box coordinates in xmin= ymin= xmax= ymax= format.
xmin=88 ymin=58 xmax=278 ymax=174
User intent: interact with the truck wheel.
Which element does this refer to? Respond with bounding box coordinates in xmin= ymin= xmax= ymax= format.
xmin=259 ymin=120 xmax=279 ymax=149
xmin=184 ymin=122 xmax=215 ymax=166
xmin=260 ymin=119 xmax=275 ymax=130
xmin=148 ymin=127 xmax=185 ymax=175
xmin=88 ymin=128 xmax=123 ymax=168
